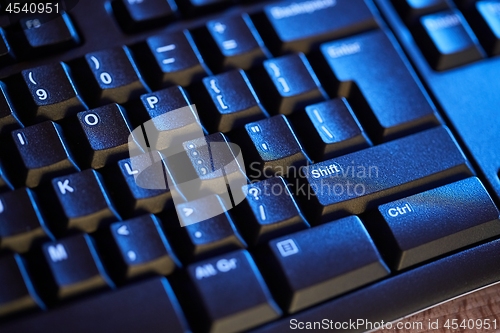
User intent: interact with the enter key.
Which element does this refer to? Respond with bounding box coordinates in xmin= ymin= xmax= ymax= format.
xmin=371 ymin=177 xmax=500 ymax=271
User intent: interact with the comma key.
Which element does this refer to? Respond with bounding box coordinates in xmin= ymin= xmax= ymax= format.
xmin=303 ymin=126 xmax=474 ymax=223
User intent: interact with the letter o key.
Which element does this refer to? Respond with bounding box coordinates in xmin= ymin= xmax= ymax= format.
xmin=84 ymin=113 xmax=99 ymax=126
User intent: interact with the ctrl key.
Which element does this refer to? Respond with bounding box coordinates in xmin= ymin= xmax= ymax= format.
xmin=187 ymin=250 xmax=281 ymax=333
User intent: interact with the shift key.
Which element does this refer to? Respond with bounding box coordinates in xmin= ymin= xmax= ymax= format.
xmin=304 ymin=126 xmax=473 ymax=223
xmin=259 ymin=0 xmax=378 ymax=53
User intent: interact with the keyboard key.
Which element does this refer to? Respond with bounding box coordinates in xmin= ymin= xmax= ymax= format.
xmin=172 ymin=132 xmax=247 ymax=204
xmin=16 ymin=12 xmax=79 ymax=55
xmin=20 ymin=62 xmax=87 ymax=121
xmin=292 ymin=98 xmax=371 ymax=161
xmin=261 ymin=216 xmax=389 ymax=313
xmin=257 ymin=0 xmax=378 ymax=53
xmin=81 ymin=46 xmax=149 ymax=105
xmin=0 ymin=277 xmax=190 ymax=332
xmin=243 ymin=115 xmax=309 ymax=178
xmin=194 ymin=69 xmax=267 ymax=132
xmin=303 ymin=126 xmax=473 ymax=223
xmin=0 ymin=27 xmax=13 ymax=64
xmin=251 ymin=239 xmax=500 ymax=333
xmin=416 ymin=10 xmax=485 ymax=70
xmin=109 ymin=215 xmax=179 ymax=280
xmin=75 ymin=104 xmax=133 ymax=169
xmin=0 ymin=162 xmax=13 ymax=192
xmin=0 ymin=253 xmax=44 ymax=317
xmin=113 ymin=0 xmax=178 ymax=33
xmin=393 ymin=0 xmax=450 ymax=23
xmin=187 ymin=250 xmax=281 ymax=332
xmin=319 ymin=29 xmax=440 ymax=141
xmin=137 ymin=86 xmax=201 ymax=150
xmin=0 ymin=82 xmax=22 ymax=134
xmin=200 ymin=14 xmax=270 ymax=71
xmin=113 ymin=152 xmax=172 ymax=216
xmin=42 ymin=234 xmax=114 ymax=300
xmin=255 ymin=53 xmax=326 ymax=115
xmin=473 ymin=1 xmax=500 ymax=55
xmin=142 ymin=30 xmax=211 ymax=88
xmin=235 ymin=177 xmax=309 ymax=245
xmin=0 ymin=188 xmax=53 ymax=253
xmin=178 ymin=0 xmax=232 ymax=15
xmin=173 ymin=194 xmax=246 ymax=260
xmin=51 ymin=169 xmax=120 ymax=233
xmin=11 ymin=121 xmax=79 ymax=188
xmin=372 ymin=177 xmax=500 ymax=270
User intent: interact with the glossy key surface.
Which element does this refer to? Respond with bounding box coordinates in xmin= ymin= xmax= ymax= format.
xmin=187 ymin=249 xmax=281 ymax=333
xmin=260 ymin=216 xmax=389 ymax=313
xmin=373 ymin=177 xmax=500 ymax=270
xmin=42 ymin=234 xmax=114 ymax=300
xmin=304 ymin=126 xmax=473 ymax=222
xmin=51 ymin=169 xmax=120 ymax=233
xmin=20 ymin=62 xmax=86 ymax=121
xmin=11 ymin=121 xmax=79 ymax=188
xmin=416 ymin=10 xmax=484 ymax=70
xmin=0 ymin=253 xmax=43 ymax=317
xmin=0 ymin=188 xmax=53 ymax=253
xmin=259 ymin=0 xmax=378 ymax=53
xmin=319 ymin=29 xmax=439 ymax=141
xmin=109 ymin=215 xmax=179 ymax=280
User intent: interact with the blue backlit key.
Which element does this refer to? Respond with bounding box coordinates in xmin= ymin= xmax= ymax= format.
xmin=51 ymin=169 xmax=120 ymax=233
xmin=474 ymin=1 xmax=500 ymax=55
xmin=145 ymin=31 xmax=211 ymax=88
xmin=243 ymin=115 xmax=310 ymax=178
xmin=83 ymin=46 xmax=149 ymax=105
xmin=416 ymin=10 xmax=484 ymax=70
xmin=202 ymin=14 xmax=270 ymax=71
xmin=0 ymin=82 xmax=22 ymax=134
xmin=304 ymin=127 xmax=473 ymax=223
xmin=194 ymin=69 xmax=267 ymax=132
xmin=256 ymin=53 xmax=326 ymax=115
xmin=0 ymin=188 xmax=53 ymax=253
xmin=234 ymin=176 xmax=309 ymax=245
xmin=109 ymin=215 xmax=179 ymax=280
xmin=42 ymin=234 xmax=114 ymax=300
xmin=186 ymin=250 xmax=281 ymax=332
xmin=373 ymin=177 xmax=500 ymax=270
xmin=259 ymin=0 xmax=377 ymax=53
xmin=260 ymin=216 xmax=389 ymax=313
xmin=292 ymin=98 xmax=371 ymax=161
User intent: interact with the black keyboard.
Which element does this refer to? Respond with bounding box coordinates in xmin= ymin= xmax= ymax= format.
xmin=0 ymin=0 xmax=500 ymax=332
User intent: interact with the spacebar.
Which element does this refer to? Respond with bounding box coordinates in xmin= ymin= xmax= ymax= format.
xmin=0 ymin=277 xmax=189 ymax=333
xmin=252 ymin=238 xmax=500 ymax=333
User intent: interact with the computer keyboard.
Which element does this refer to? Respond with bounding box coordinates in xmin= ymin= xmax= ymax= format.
xmin=0 ymin=0 xmax=500 ymax=332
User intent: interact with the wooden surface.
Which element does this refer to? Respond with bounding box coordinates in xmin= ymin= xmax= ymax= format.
xmin=375 ymin=283 xmax=500 ymax=333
